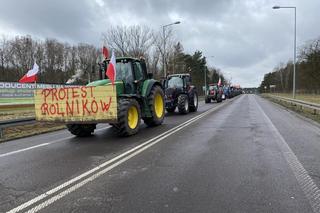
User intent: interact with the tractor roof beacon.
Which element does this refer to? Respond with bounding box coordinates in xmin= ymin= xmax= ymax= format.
xmin=164 ymin=73 xmax=198 ymax=114
xmin=66 ymin=57 xmax=165 ymax=137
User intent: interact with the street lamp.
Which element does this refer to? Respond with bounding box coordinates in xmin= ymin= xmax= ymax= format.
xmin=162 ymin=21 xmax=181 ymax=77
xmin=273 ymin=5 xmax=297 ymax=99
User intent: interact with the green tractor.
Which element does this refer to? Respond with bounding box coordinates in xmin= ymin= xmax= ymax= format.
xmin=66 ymin=57 xmax=165 ymax=137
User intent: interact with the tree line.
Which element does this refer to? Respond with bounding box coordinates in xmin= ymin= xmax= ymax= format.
xmin=0 ymin=35 xmax=99 ymax=84
xmin=259 ymin=37 xmax=320 ymax=94
xmin=0 ymin=25 xmax=228 ymax=93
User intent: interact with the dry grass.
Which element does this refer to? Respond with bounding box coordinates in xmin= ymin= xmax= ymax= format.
xmin=0 ymin=110 xmax=35 ymax=121
xmin=0 ymin=122 xmax=66 ymax=142
xmin=272 ymin=93 xmax=320 ymax=104
xmin=0 ymin=105 xmax=35 ymax=121
xmin=263 ymin=95 xmax=320 ymax=124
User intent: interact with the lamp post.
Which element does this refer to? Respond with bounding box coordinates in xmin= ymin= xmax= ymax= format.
xmin=273 ymin=5 xmax=297 ymax=99
xmin=162 ymin=21 xmax=181 ymax=77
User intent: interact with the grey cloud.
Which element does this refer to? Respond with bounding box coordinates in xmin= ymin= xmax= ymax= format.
xmin=0 ymin=0 xmax=319 ymax=87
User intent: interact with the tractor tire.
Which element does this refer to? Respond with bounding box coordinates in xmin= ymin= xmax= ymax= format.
xmin=66 ymin=124 xmax=96 ymax=137
xmin=166 ymin=106 xmax=176 ymax=113
xmin=143 ymin=85 xmax=165 ymax=127
xmin=178 ymin=94 xmax=189 ymax=114
xmin=205 ymin=96 xmax=211 ymax=103
xmin=189 ymin=92 xmax=198 ymax=112
xmin=116 ymin=98 xmax=141 ymax=136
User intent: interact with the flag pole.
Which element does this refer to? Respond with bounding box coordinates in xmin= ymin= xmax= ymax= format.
xmin=34 ymin=79 xmax=37 ymax=105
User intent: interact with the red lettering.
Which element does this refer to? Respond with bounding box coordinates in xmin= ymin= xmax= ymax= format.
xmin=49 ymin=104 xmax=56 ymax=114
xmin=76 ymin=99 xmax=80 ymax=114
xmin=58 ymin=88 xmax=66 ymax=100
xmin=66 ymin=88 xmax=70 ymax=100
xmin=100 ymin=97 xmax=112 ymax=112
xmin=91 ymin=100 xmax=98 ymax=113
xmin=81 ymin=86 xmax=87 ymax=98
xmin=41 ymin=103 xmax=49 ymax=115
xmin=66 ymin=100 xmax=74 ymax=116
xmin=52 ymin=88 xmax=59 ymax=101
xmin=72 ymin=88 xmax=79 ymax=98
xmin=82 ymin=99 xmax=90 ymax=115
xmin=89 ymin=86 xmax=94 ymax=98
xmin=56 ymin=103 xmax=65 ymax=116
xmin=41 ymin=89 xmax=51 ymax=102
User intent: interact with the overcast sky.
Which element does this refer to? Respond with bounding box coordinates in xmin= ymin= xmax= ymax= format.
xmin=0 ymin=0 xmax=319 ymax=87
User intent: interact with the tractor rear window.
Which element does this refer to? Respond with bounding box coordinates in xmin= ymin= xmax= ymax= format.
xmin=106 ymin=61 xmax=134 ymax=82
xmin=167 ymin=77 xmax=184 ymax=88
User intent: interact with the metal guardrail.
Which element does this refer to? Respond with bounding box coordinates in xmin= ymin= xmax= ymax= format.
xmin=266 ymin=95 xmax=320 ymax=114
xmin=0 ymin=117 xmax=36 ymax=139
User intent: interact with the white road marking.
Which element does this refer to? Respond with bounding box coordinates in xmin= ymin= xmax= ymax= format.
xmin=0 ymin=126 xmax=110 ymax=158
xmin=8 ymin=98 xmax=233 ymax=213
xmin=254 ymin=95 xmax=320 ymax=213
xmin=0 ymin=143 xmax=50 ymax=158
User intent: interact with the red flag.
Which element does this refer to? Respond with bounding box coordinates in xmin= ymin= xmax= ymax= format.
xmin=102 ymin=46 xmax=109 ymax=59
xmin=106 ymin=51 xmax=116 ymax=85
xmin=217 ymin=77 xmax=221 ymax=86
xmin=19 ymin=63 xmax=39 ymax=83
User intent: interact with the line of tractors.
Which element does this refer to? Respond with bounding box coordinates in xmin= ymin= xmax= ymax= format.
xmin=65 ymin=57 xmax=242 ymax=137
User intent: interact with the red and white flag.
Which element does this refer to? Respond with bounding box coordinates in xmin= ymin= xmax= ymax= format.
xmin=102 ymin=46 xmax=109 ymax=59
xmin=217 ymin=77 xmax=221 ymax=86
xmin=106 ymin=51 xmax=116 ymax=85
xmin=19 ymin=63 xmax=39 ymax=83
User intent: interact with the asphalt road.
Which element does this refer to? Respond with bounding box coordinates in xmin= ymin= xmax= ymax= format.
xmin=1 ymin=94 xmax=320 ymax=213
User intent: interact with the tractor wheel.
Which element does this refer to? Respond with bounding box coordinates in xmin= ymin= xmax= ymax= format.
xmin=116 ymin=99 xmax=141 ymax=136
xmin=143 ymin=85 xmax=165 ymax=127
xmin=205 ymin=96 xmax=211 ymax=103
xmin=66 ymin=124 xmax=96 ymax=137
xmin=166 ymin=106 xmax=176 ymax=113
xmin=189 ymin=92 xmax=198 ymax=112
xmin=178 ymin=94 xmax=189 ymax=114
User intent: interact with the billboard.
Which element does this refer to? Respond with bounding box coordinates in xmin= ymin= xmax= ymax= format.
xmin=0 ymin=82 xmax=78 ymax=98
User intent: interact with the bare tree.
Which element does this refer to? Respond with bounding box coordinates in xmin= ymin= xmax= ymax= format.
xmin=127 ymin=26 xmax=155 ymax=57
xmin=102 ymin=25 xmax=155 ymax=58
xmin=154 ymin=27 xmax=177 ymax=76
xmin=102 ymin=25 xmax=130 ymax=56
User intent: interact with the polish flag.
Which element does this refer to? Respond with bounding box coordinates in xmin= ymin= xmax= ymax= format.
xmin=19 ymin=63 xmax=39 ymax=83
xmin=102 ymin=46 xmax=109 ymax=58
xmin=217 ymin=77 xmax=222 ymax=86
xmin=106 ymin=51 xmax=116 ymax=85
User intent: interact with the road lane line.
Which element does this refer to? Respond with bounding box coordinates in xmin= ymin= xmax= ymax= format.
xmin=253 ymin=95 xmax=320 ymax=213
xmin=0 ymin=127 xmax=110 ymax=158
xmin=8 ymin=97 xmax=236 ymax=213
xmin=24 ymin=99 xmax=220 ymax=213
xmin=0 ymin=143 xmax=50 ymax=158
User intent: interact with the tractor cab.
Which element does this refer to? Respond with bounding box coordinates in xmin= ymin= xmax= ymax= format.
xmin=98 ymin=57 xmax=151 ymax=95
xmin=205 ymin=83 xmax=223 ymax=103
xmin=164 ymin=73 xmax=198 ymax=114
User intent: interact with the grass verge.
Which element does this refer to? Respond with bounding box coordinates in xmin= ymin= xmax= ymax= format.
xmin=271 ymin=93 xmax=320 ymax=104
xmin=0 ymin=98 xmax=34 ymax=104
xmin=263 ymin=95 xmax=320 ymax=124
xmin=0 ymin=122 xmax=66 ymax=142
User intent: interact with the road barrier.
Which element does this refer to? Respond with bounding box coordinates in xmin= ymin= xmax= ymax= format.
xmin=265 ymin=94 xmax=320 ymax=115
